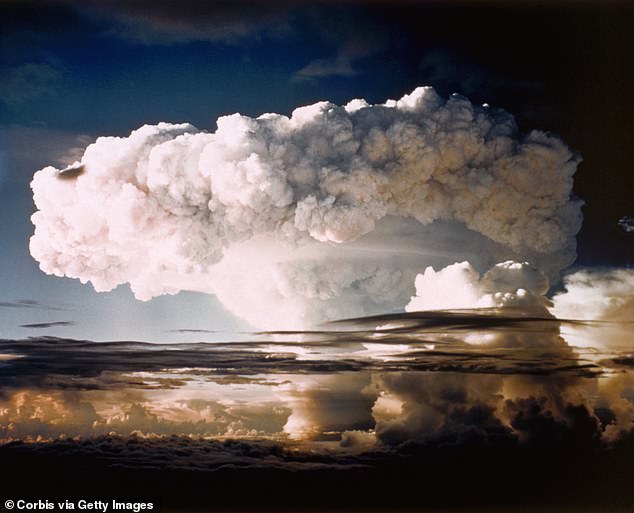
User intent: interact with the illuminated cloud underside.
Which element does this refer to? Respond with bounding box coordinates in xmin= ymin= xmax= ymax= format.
xmin=0 ymin=323 xmax=632 ymax=447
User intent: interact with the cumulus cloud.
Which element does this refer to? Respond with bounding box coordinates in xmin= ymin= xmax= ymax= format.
xmin=552 ymin=268 xmax=634 ymax=349
xmin=403 ymin=260 xmax=573 ymax=350
xmin=0 ymin=382 xmax=291 ymax=442
xmin=373 ymin=372 xmax=507 ymax=445
xmin=280 ymin=373 xmax=377 ymax=440
xmin=599 ymin=374 xmax=634 ymax=442
xmin=372 ymin=371 xmax=609 ymax=447
xmin=0 ymin=360 xmax=618 ymax=448
xmin=406 ymin=260 xmax=551 ymax=313
xmin=30 ymin=87 xmax=582 ymax=329
xmin=1 ymin=333 xmax=633 ymax=451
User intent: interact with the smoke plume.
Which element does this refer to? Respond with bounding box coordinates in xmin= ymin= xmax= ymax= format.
xmin=30 ymin=87 xmax=583 ymax=328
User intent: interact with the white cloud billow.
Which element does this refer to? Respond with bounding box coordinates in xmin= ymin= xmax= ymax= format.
xmin=30 ymin=87 xmax=583 ymax=329
xmin=405 ymin=260 xmax=551 ymax=313
xmin=551 ymin=268 xmax=634 ymax=348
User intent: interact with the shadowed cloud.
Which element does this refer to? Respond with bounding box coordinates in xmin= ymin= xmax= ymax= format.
xmin=0 ymin=307 xmax=614 ymax=391
xmin=0 ymin=299 xmax=63 ymax=311
xmin=19 ymin=321 xmax=75 ymax=329
xmin=0 ymin=308 xmax=633 ymax=512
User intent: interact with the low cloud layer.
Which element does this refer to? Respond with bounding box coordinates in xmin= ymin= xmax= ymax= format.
xmin=30 ymin=87 xmax=582 ymax=329
xmin=0 ymin=310 xmax=600 ymax=392
xmin=19 ymin=321 xmax=75 ymax=329
xmin=1 ymin=315 xmax=634 ymax=513
xmin=1 ymin=309 xmax=632 ymax=445
xmin=406 ymin=260 xmax=551 ymax=313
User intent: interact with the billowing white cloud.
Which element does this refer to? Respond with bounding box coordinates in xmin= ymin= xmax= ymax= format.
xmin=405 ymin=260 xmax=570 ymax=349
xmin=30 ymin=87 xmax=582 ymax=329
xmin=551 ymin=268 xmax=634 ymax=348
xmin=406 ymin=260 xmax=551 ymax=313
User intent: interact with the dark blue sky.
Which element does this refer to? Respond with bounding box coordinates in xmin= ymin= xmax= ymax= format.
xmin=1 ymin=1 xmax=632 ymax=340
